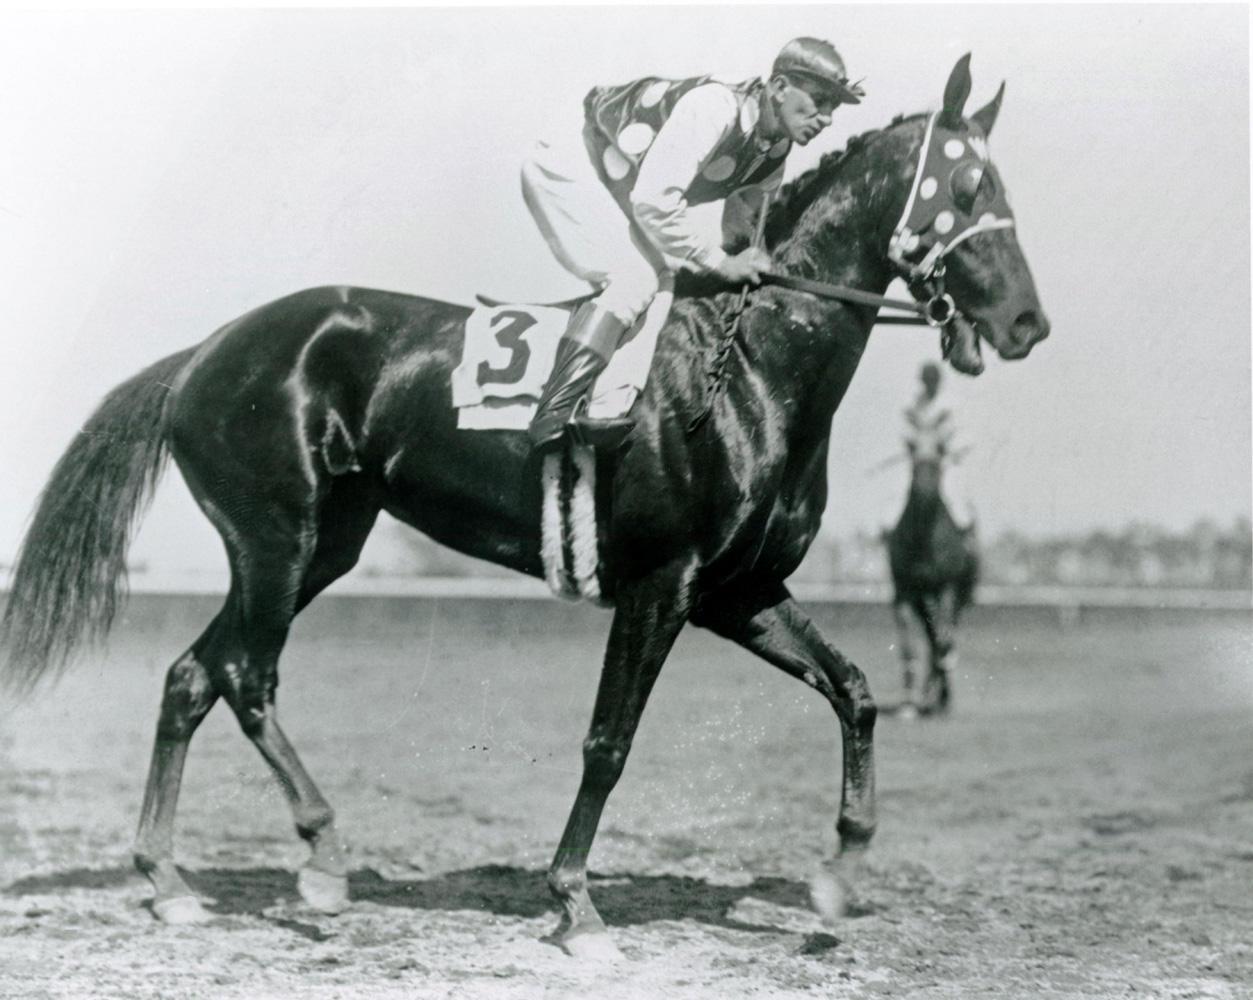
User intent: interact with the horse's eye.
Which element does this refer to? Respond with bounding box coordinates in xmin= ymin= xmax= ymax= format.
xmin=949 ymin=162 xmax=985 ymax=215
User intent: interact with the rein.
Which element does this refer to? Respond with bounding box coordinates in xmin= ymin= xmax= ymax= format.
xmin=686 ymin=108 xmax=1009 ymax=433
xmin=758 ymin=270 xmax=947 ymax=327
xmin=684 ymin=268 xmax=953 ymax=434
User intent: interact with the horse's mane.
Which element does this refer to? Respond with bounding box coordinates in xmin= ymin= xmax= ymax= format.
xmin=764 ymin=113 xmax=925 ymax=248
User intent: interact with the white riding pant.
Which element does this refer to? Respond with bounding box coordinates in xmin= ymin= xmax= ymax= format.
xmin=521 ymin=130 xmax=668 ymax=327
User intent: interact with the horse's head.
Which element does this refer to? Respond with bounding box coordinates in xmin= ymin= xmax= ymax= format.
xmin=888 ymin=55 xmax=1050 ymax=368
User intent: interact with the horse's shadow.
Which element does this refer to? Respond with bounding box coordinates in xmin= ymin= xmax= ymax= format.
xmin=5 ymin=864 xmax=837 ymax=937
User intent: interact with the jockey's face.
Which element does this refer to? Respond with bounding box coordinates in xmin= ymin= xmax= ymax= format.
xmin=770 ymin=75 xmax=838 ymax=145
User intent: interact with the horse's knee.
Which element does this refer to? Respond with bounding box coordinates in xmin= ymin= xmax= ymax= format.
xmin=581 ymin=734 xmax=630 ymax=789
xmin=833 ymin=661 xmax=877 ymax=731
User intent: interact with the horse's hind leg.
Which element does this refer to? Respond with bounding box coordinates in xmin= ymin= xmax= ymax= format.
xmin=133 ymin=619 xmax=223 ymax=923
xmin=132 ymin=573 xmax=350 ymax=919
xmin=692 ymin=581 xmax=877 ymax=919
xmin=212 ymin=482 xmax=380 ymax=912
xmin=135 ymin=481 xmax=375 ymax=921
xmin=890 ymin=596 xmax=921 ymax=714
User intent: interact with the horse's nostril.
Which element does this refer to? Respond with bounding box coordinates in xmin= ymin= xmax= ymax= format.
xmin=1013 ymin=311 xmax=1050 ymax=346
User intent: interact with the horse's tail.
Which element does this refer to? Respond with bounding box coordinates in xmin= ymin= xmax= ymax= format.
xmin=1 ymin=347 xmax=197 ymax=695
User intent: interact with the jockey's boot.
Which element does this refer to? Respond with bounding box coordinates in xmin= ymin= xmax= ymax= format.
xmin=941 ymin=315 xmax=984 ymax=376
xmin=528 ymin=302 xmax=630 ymax=451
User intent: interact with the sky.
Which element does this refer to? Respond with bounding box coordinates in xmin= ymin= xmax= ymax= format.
xmin=0 ymin=4 xmax=1248 ymax=579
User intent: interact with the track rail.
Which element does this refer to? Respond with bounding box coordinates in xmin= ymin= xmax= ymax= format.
xmin=29 ymin=573 xmax=1248 ymax=611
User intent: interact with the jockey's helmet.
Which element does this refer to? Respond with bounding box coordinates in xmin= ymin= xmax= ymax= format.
xmin=772 ymin=38 xmax=864 ymax=106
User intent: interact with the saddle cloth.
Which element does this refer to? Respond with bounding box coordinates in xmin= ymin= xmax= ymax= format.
xmin=451 ymin=292 xmax=672 ymax=430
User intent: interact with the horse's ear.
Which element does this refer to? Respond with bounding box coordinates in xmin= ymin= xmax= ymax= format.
xmin=970 ymin=81 xmax=1005 ymax=137
xmin=939 ymin=53 xmax=973 ymax=128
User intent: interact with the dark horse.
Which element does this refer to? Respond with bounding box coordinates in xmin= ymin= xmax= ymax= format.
xmin=1 ymin=57 xmax=1046 ymax=959
xmin=884 ymin=417 xmax=980 ymax=717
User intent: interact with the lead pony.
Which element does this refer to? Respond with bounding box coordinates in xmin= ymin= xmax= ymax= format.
xmin=2 ymin=57 xmax=1047 ymax=959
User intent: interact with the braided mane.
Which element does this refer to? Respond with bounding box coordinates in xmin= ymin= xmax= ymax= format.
xmin=764 ymin=114 xmax=925 ymax=249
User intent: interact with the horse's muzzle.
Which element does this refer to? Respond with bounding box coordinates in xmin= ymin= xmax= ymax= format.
xmin=996 ymin=309 xmax=1050 ymax=360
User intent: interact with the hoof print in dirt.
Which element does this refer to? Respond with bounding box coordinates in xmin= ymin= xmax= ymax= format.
xmin=727 ymin=895 xmax=825 ymax=935
xmin=798 ymin=931 xmax=841 ymax=956
xmin=561 ymin=932 xmax=626 ymax=963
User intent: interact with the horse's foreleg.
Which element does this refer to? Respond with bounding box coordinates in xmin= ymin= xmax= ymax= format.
xmin=547 ymin=557 xmax=697 ymax=961
xmin=920 ymin=588 xmax=958 ymax=713
xmin=692 ymin=582 xmax=877 ymax=915
xmin=890 ymin=597 xmax=919 ymax=709
xmin=133 ymin=640 xmax=220 ymax=923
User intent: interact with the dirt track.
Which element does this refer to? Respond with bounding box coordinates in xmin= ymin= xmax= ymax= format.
xmin=1 ymin=596 xmax=1250 ymax=999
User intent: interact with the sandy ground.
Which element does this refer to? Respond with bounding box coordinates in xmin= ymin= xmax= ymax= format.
xmin=1 ymin=596 xmax=1250 ymax=999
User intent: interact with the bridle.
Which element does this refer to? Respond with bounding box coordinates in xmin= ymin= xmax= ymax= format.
xmin=688 ymin=112 xmax=1015 ymax=431
xmin=759 ymin=110 xmax=1016 ymax=330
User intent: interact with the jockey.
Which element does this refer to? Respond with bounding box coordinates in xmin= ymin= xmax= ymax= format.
xmin=903 ymin=361 xmax=973 ymax=520
xmin=903 ymin=361 xmax=953 ymax=461
xmin=521 ymin=37 xmax=863 ymax=451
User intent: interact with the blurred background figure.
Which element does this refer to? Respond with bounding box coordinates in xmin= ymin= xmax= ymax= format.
xmin=902 ymin=361 xmax=973 ymax=526
xmin=882 ymin=359 xmax=980 ymax=717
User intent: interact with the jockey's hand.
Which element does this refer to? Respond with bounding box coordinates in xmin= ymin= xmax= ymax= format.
xmin=714 ymin=247 xmax=772 ymax=286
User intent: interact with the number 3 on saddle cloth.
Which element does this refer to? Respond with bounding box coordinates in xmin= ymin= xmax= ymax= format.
xmin=450 ymin=291 xmax=673 ymax=431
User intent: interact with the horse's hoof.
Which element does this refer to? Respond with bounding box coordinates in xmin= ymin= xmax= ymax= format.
xmin=809 ymin=871 xmax=848 ymax=925
xmin=897 ymin=702 xmax=919 ymax=721
xmin=298 ymin=866 xmax=350 ymax=914
xmin=152 ymin=895 xmax=212 ymax=924
xmin=563 ymin=930 xmax=626 ymax=963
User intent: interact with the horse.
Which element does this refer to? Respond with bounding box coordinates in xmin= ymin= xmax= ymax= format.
xmin=1 ymin=55 xmax=1047 ymax=960
xmin=884 ymin=418 xmax=980 ymax=717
